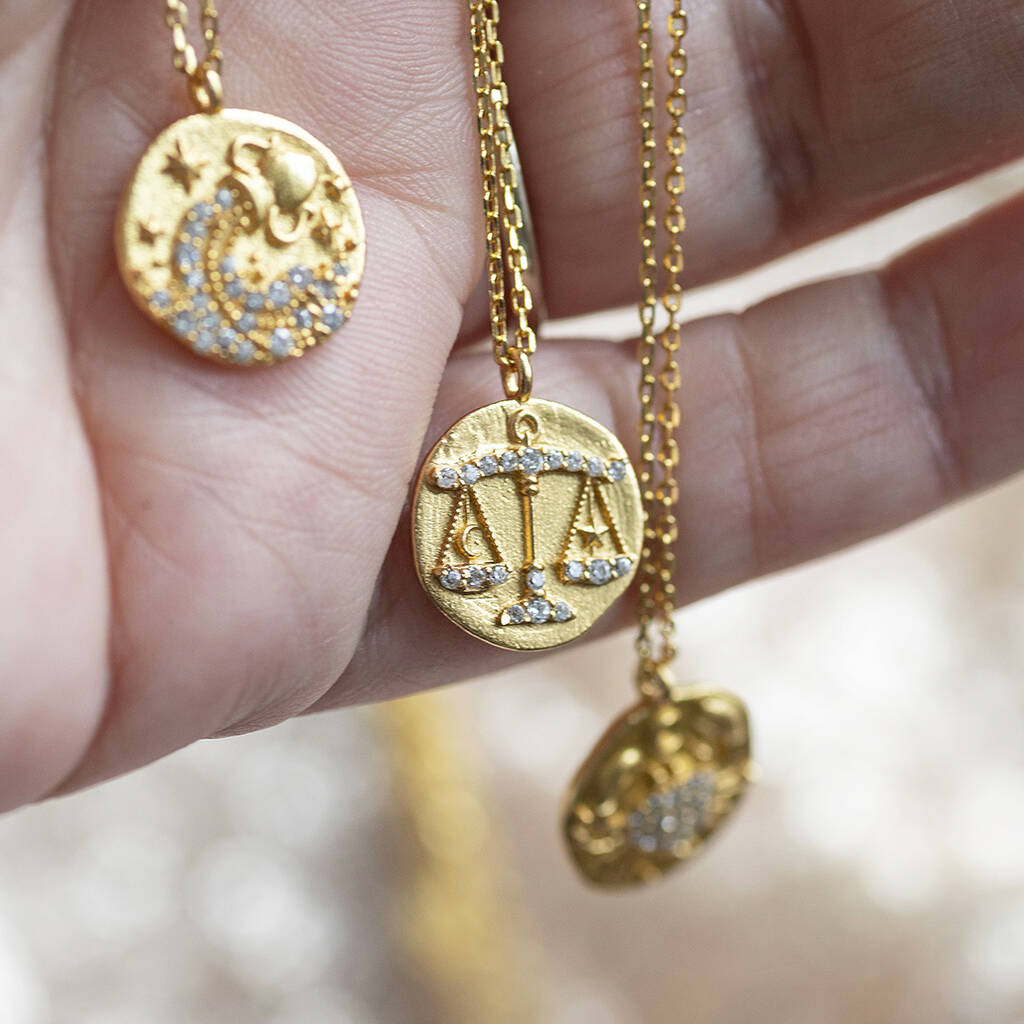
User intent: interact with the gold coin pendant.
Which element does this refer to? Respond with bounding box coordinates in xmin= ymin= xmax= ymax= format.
xmin=412 ymin=399 xmax=643 ymax=652
xmin=563 ymin=687 xmax=753 ymax=888
xmin=116 ymin=109 xmax=365 ymax=366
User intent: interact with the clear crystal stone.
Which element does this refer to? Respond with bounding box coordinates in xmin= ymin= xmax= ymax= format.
xmin=172 ymin=311 xmax=195 ymax=337
xmin=587 ymin=456 xmax=605 ymax=477
xmin=565 ymin=560 xmax=585 ymax=582
xmin=315 ymin=280 xmax=337 ymax=299
xmin=526 ymin=598 xmax=551 ymax=624
xmin=270 ymin=327 xmax=295 ymax=358
xmin=465 ymin=566 xmax=487 ymax=589
xmin=192 ymin=293 xmax=211 ymax=310
xmin=184 ymin=270 xmax=205 ymax=290
xmin=268 ymin=281 xmax=291 ymax=307
xmin=150 ymin=290 xmax=170 ymax=308
xmin=294 ymin=308 xmax=314 ymax=329
xmin=333 ymin=262 xmax=349 ymax=278
xmin=200 ymin=313 xmax=220 ymax=330
xmin=545 ymin=450 xmax=564 ymax=470
xmin=566 ymin=451 xmax=584 ymax=471
xmin=440 ymin=568 xmax=462 ymax=591
xmin=526 ymin=569 xmax=546 ymax=592
xmin=608 ymin=460 xmax=627 ymax=482
xmin=554 ymin=601 xmax=572 ymax=622
xmin=505 ymin=604 xmax=526 ymax=625
xmin=215 ymin=189 xmax=234 ymax=208
xmin=219 ymin=257 xmax=237 ymax=277
xmin=478 ymin=454 xmax=499 ymax=476
xmin=194 ymin=331 xmax=215 ymax=353
xmin=589 ymin=559 xmax=612 ymax=585
xmin=244 ymin=292 xmax=266 ymax=312
xmin=321 ymin=303 xmax=345 ymax=330
xmin=185 ymin=220 xmax=207 ymax=239
xmin=288 ymin=266 xmax=313 ymax=288
xmin=236 ymin=312 xmax=257 ymax=333
xmin=217 ymin=326 xmax=237 ymax=349
xmin=615 ymin=556 xmax=633 ymax=577
xmin=519 ymin=448 xmax=543 ymax=474
xmin=225 ymin=278 xmax=245 ymax=298
xmin=626 ymin=774 xmax=717 ymax=853
xmin=499 ymin=451 xmax=518 ymax=473
xmin=192 ymin=201 xmax=213 ymax=220
xmin=460 ymin=464 xmax=481 ymax=486
xmin=233 ymin=340 xmax=255 ymax=364
xmin=435 ymin=467 xmax=459 ymax=490
xmin=175 ymin=244 xmax=198 ymax=268
xmin=489 ymin=564 xmax=509 ymax=584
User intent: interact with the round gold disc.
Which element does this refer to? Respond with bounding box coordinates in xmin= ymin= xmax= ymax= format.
xmin=411 ymin=399 xmax=643 ymax=651
xmin=115 ymin=109 xmax=365 ymax=366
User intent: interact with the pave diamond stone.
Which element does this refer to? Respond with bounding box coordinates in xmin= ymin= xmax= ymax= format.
xmin=565 ymin=560 xmax=585 ymax=582
xmin=219 ymin=257 xmax=237 ymax=277
xmin=193 ymin=331 xmax=215 ymax=353
xmin=270 ymin=328 xmax=295 ymax=358
xmin=545 ymin=450 xmax=564 ymax=470
xmin=151 ymin=290 xmax=170 ymax=309
xmin=184 ymin=220 xmax=207 ymax=239
xmin=626 ymin=773 xmax=717 ymax=853
xmin=225 ymin=278 xmax=246 ymax=298
xmin=172 ymin=311 xmax=195 ymax=337
xmin=435 ymin=467 xmax=459 ymax=490
xmin=489 ymin=564 xmax=509 ymax=584
xmin=465 ymin=566 xmax=487 ymax=589
xmin=185 ymin=270 xmax=206 ymax=290
xmin=175 ymin=243 xmax=199 ymax=268
xmin=527 ymin=597 xmax=551 ymax=624
xmin=288 ymin=266 xmax=313 ymax=288
xmin=520 ymin=448 xmax=544 ymax=474
xmin=460 ymin=464 xmax=481 ymax=486
xmin=440 ymin=568 xmax=462 ymax=591
xmin=268 ymin=281 xmax=291 ymax=307
xmin=589 ymin=559 xmax=612 ymax=585
xmin=192 ymin=201 xmax=213 ymax=220
xmin=554 ymin=600 xmax=572 ymax=622
xmin=233 ymin=340 xmax=255 ymax=364
xmin=294 ymin=308 xmax=313 ymax=329
xmin=526 ymin=569 xmax=546 ymax=592
xmin=566 ymin=451 xmax=584 ymax=472
xmin=505 ymin=604 xmax=526 ymax=625
xmin=615 ymin=556 xmax=633 ymax=577
xmin=333 ymin=262 xmax=349 ymax=279
xmin=244 ymin=292 xmax=266 ymax=312
xmin=321 ymin=303 xmax=345 ymax=330
xmin=217 ymin=327 xmax=237 ymax=350
xmin=587 ymin=456 xmax=605 ymax=478
xmin=499 ymin=451 xmax=519 ymax=473
xmin=236 ymin=312 xmax=257 ymax=333
xmin=608 ymin=460 xmax=627 ymax=482
xmin=215 ymin=189 xmax=234 ymax=208
xmin=315 ymin=279 xmax=337 ymax=299
xmin=479 ymin=455 xmax=499 ymax=476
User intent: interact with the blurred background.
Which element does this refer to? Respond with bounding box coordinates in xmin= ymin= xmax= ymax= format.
xmin=2 ymin=164 xmax=1024 ymax=1024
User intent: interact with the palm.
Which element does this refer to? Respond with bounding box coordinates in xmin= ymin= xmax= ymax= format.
xmin=3 ymin=0 xmax=1023 ymax=812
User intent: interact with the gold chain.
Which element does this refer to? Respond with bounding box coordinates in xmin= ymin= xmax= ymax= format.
xmin=635 ymin=0 xmax=687 ymax=700
xmin=165 ymin=0 xmax=224 ymax=113
xmin=468 ymin=0 xmax=538 ymax=404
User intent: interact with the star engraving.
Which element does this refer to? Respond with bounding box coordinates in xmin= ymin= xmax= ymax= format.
xmin=137 ymin=219 xmax=162 ymax=246
xmin=312 ymin=207 xmax=344 ymax=250
xmin=577 ymin=521 xmax=610 ymax=551
xmin=322 ymin=175 xmax=350 ymax=202
xmin=162 ymin=140 xmax=207 ymax=194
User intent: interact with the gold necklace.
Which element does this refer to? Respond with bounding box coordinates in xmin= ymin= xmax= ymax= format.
xmin=562 ymin=1 xmax=754 ymax=888
xmin=410 ymin=0 xmax=643 ymax=651
xmin=115 ymin=2 xmax=366 ymax=367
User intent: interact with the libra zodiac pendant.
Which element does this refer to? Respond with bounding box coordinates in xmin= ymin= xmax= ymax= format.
xmin=116 ymin=109 xmax=365 ymax=366
xmin=411 ymin=399 xmax=644 ymax=651
xmin=563 ymin=686 xmax=753 ymax=888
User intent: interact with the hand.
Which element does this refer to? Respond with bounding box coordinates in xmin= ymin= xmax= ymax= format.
xmin=2 ymin=0 xmax=1021 ymax=812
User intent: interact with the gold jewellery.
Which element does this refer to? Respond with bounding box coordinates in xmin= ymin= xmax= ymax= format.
xmin=411 ymin=1 xmax=643 ymax=651
xmin=562 ymin=2 xmax=753 ymax=888
xmin=115 ymin=2 xmax=365 ymax=366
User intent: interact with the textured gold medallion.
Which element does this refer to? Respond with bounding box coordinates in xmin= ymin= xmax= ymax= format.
xmin=116 ymin=109 xmax=365 ymax=366
xmin=412 ymin=399 xmax=643 ymax=651
xmin=563 ymin=687 xmax=752 ymax=888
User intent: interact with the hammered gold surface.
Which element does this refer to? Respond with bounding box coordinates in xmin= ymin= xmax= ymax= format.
xmin=412 ymin=399 xmax=643 ymax=651
xmin=116 ymin=109 xmax=365 ymax=366
xmin=564 ymin=686 xmax=752 ymax=887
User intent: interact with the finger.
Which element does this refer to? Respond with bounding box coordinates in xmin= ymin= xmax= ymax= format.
xmin=312 ymin=188 xmax=1024 ymax=712
xmin=497 ymin=0 xmax=1024 ymax=319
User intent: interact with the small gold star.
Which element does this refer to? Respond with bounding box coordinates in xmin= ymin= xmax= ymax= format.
xmin=137 ymin=219 xmax=161 ymax=246
xmin=162 ymin=140 xmax=206 ymax=194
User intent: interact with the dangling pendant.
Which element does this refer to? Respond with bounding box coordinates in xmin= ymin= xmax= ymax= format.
xmin=116 ymin=108 xmax=365 ymax=366
xmin=411 ymin=399 xmax=643 ymax=651
xmin=563 ymin=685 xmax=753 ymax=888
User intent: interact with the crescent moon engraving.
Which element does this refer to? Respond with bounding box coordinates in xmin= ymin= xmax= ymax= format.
xmin=455 ymin=524 xmax=486 ymax=561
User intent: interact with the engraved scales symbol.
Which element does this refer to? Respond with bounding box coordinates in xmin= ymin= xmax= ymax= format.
xmin=430 ymin=410 xmax=636 ymax=628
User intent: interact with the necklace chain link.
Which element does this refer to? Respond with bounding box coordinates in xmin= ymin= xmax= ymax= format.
xmin=635 ymin=0 xmax=687 ymax=700
xmin=468 ymin=0 xmax=538 ymax=404
xmin=166 ymin=0 xmax=224 ymax=113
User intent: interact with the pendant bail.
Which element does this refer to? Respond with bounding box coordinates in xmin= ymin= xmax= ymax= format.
xmin=189 ymin=65 xmax=224 ymax=114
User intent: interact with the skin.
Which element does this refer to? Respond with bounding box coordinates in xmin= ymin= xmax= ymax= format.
xmin=1 ymin=0 xmax=1023 ymax=812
